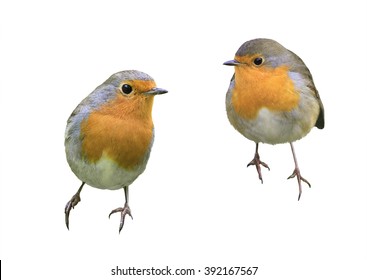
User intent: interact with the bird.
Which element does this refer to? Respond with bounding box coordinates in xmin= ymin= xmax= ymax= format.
xmin=64 ymin=70 xmax=167 ymax=232
xmin=223 ymin=38 xmax=324 ymax=200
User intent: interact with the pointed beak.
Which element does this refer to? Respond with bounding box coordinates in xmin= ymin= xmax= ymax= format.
xmin=144 ymin=87 xmax=168 ymax=96
xmin=223 ymin=59 xmax=240 ymax=66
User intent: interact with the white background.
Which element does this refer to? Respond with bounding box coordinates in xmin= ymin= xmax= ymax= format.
xmin=1 ymin=0 xmax=366 ymax=279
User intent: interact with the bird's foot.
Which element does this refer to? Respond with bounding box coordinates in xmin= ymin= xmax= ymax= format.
xmin=247 ymin=154 xmax=270 ymax=184
xmin=287 ymin=168 xmax=311 ymax=201
xmin=65 ymin=192 xmax=81 ymax=230
xmin=109 ymin=203 xmax=133 ymax=233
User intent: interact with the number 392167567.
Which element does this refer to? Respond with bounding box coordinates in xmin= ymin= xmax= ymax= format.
xmin=203 ymin=267 xmax=258 ymax=276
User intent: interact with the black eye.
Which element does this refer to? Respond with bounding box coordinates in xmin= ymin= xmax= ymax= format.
xmin=121 ymin=84 xmax=132 ymax=94
xmin=253 ymin=57 xmax=264 ymax=66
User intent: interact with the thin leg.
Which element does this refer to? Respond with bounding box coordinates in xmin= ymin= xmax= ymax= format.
xmin=287 ymin=142 xmax=311 ymax=201
xmin=109 ymin=186 xmax=133 ymax=233
xmin=65 ymin=182 xmax=85 ymax=230
xmin=247 ymin=143 xmax=270 ymax=183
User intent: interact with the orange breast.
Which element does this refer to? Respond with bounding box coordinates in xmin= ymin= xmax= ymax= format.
xmin=80 ymin=94 xmax=154 ymax=170
xmin=232 ymin=64 xmax=300 ymax=119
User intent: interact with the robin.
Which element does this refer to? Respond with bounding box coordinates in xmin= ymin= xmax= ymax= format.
xmin=224 ymin=38 xmax=324 ymax=200
xmin=64 ymin=70 xmax=167 ymax=232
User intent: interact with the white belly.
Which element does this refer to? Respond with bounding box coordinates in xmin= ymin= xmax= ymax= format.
xmin=226 ymin=94 xmax=320 ymax=144
xmin=67 ymin=153 xmax=147 ymax=190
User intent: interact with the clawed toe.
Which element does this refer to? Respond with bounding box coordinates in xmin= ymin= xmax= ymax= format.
xmin=64 ymin=183 xmax=84 ymax=230
xmin=247 ymin=145 xmax=270 ymax=184
xmin=65 ymin=194 xmax=80 ymax=230
xmin=287 ymin=168 xmax=311 ymax=201
xmin=246 ymin=143 xmax=270 ymax=183
xmin=109 ymin=203 xmax=133 ymax=233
